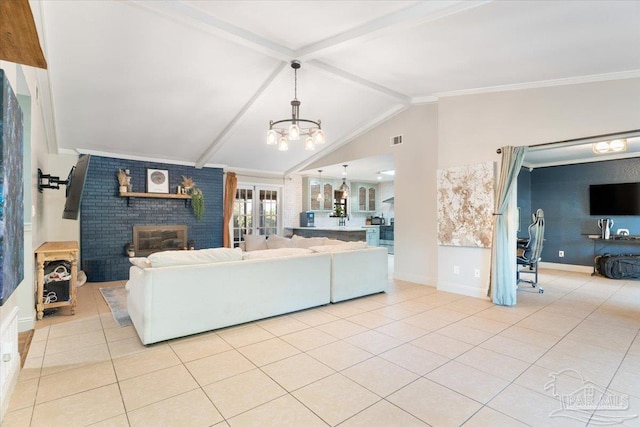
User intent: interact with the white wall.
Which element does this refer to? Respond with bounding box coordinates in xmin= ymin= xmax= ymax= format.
xmin=308 ymin=104 xmax=439 ymax=285
xmin=437 ymin=77 xmax=640 ymax=297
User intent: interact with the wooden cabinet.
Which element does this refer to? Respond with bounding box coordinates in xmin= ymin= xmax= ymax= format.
xmin=35 ymin=241 xmax=79 ymax=320
xmin=303 ymin=177 xmax=335 ymax=211
xmin=352 ymin=183 xmax=378 ymax=212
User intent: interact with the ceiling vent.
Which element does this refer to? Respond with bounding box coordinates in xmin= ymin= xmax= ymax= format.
xmin=390 ymin=135 xmax=403 ymax=147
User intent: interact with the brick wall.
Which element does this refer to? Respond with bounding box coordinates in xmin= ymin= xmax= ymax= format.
xmin=80 ymin=156 xmax=223 ymax=281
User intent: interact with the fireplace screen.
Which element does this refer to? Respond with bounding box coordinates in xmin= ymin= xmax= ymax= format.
xmin=133 ymin=225 xmax=187 ymax=256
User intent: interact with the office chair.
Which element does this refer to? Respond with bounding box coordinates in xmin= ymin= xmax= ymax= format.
xmin=517 ymin=208 xmax=545 ymax=293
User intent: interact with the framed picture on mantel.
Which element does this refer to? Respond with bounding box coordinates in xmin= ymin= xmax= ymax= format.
xmin=147 ymin=169 xmax=169 ymax=193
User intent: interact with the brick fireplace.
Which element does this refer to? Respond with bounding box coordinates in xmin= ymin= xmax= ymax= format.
xmin=133 ymin=225 xmax=188 ymax=256
xmin=80 ymin=156 xmax=223 ymax=282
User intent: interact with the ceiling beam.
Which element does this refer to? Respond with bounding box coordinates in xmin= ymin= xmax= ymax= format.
xmin=294 ymin=1 xmax=493 ymax=61
xmin=131 ymin=0 xmax=294 ymax=61
xmin=309 ymin=60 xmax=411 ymax=103
xmin=194 ymin=62 xmax=287 ymax=169
xmin=285 ymin=103 xmax=409 ymax=176
xmin=0 ymin=0 xmax=47 ymax=68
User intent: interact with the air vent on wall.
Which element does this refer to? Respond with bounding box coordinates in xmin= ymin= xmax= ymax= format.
xmin=390 ymin=135 xmax=403 ymax=146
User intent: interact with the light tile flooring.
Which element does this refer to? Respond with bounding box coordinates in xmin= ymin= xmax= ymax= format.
xmin=3 ymin=268 xmax=640 ymax=426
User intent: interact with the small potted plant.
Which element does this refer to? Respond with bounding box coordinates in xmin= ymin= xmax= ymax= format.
xmin=181 ymin=176 xmax=205 ymax=220
xmin=117 ymin=169 xmax=128 ymax=193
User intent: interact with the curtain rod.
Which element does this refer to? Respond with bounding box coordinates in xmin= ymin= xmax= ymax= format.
xmin=496 ymin=129 xmax=640 ymax=154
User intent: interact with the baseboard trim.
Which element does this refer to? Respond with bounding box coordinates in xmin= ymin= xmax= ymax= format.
xmin=393 ymin=272 xmax=434 ymax=286
xmin=539 ymin=262 xmax=592 ymax=274
xmin=437 ymin=281 xmax=489 ymax=299
xmin=18 ymin=314 xmax=36 ymax=333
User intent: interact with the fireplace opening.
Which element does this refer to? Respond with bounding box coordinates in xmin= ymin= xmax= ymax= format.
xmin=133 ymin=225 xmax=187 ymax=256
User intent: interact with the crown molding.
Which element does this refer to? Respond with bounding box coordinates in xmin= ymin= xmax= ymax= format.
xmin=434 ymin=70 xmax=640 ymax=98
xmin=73 ymin=148 xmax=224 ymax=169
xmin=411 ymin=96 xmax=439 ymax=105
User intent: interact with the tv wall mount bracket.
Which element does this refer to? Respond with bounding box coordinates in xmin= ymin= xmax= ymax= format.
xmin=37 ymin=168 xmax=70 ymax=193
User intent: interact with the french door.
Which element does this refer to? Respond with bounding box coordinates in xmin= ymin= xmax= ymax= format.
xmin=233 ymin=186 xmax=280 ymax=247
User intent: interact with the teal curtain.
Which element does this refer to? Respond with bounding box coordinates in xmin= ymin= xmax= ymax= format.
xmin=488 ymin=146 xmax=527 ymax=306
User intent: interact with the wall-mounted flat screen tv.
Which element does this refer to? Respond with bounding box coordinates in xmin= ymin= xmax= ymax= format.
xmin=62 ymin=154 xmax=91 ymax=220
xmin=590 ymin=182 xmax=640 ymax=216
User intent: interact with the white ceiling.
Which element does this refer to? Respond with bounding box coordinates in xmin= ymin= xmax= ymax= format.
xmin=34 ymin=0 xmax=640 ymax=180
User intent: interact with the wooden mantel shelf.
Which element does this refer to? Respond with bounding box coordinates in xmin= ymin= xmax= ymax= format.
xmin=119 ymin=192 xmax=191 ymax=200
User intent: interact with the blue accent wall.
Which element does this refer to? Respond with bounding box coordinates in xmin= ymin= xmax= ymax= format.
xmin=80 ymin=156 xmax=223 ymax=281
xmin=524 ymin=158 xmax=640 ymax=266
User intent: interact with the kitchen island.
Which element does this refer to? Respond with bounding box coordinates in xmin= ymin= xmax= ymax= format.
xmin=285 ymin=227 xmax=367 ymax=242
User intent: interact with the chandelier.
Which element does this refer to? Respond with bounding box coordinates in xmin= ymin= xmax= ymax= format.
xmin=267 ymin=60 xmax=325 ymax=152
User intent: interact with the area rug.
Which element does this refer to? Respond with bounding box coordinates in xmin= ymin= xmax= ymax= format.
xmin=99 ymin=287 xmax=132 ymax=327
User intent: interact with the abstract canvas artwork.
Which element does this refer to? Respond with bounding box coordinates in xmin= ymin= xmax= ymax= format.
xmin=0 ymin=69 xmax=25 ymax=305
xmin=437 ymin=161 xmax=495 ymax=248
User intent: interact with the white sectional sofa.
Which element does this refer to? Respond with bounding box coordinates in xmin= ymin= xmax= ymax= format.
xmin=126 ymin=248 xmax=331 ymax=345
xmin=243 ymin=234 xmax=388 ymax=302
xmin=316 ymin=245 xmax=388 ymax=303
xmin=125 ymin=236 xmax=388 ymax=345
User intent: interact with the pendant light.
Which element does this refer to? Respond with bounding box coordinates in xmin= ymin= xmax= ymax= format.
xmin=317 ymin=170 xmax=323 ymax=202
xmin=267 ymin=60 xmax=326 ymax=150
xmin=339 ymin=165 xmax=349 ymax=199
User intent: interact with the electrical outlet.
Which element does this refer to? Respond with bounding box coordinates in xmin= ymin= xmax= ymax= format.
xmin=453 ymin=265 xmax=460 ymax=275
xmin=559 ymin=250 xmax=565 ymax=257
xmin=474 ymin=269 xmax=480 ymax=278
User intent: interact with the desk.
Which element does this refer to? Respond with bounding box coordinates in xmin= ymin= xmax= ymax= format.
xmin=35 ymin=241 xmax=79 ymax=320
xmin=587 ymin=235 xmax=640 ymax=275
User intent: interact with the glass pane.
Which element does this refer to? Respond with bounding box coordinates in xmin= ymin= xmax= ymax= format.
xmin=323 ymin=183 xmax=333 ymax=210
xmin=310 ymin=183 xmax=320 ymax=210
xmin=359 ymin=186 xmax=366 ymax=211
xmin=368 ymin=187 xmax=376 ymax=211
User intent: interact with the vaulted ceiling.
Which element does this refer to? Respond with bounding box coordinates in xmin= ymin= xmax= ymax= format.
xmin=33 ymin=1 xmax=640 ymax=179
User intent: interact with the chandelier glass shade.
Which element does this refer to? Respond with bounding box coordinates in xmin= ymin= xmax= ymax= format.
xmin=267 ymin=60 xmax=325 ymax=152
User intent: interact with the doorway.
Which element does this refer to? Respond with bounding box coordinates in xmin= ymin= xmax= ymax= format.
xmin=232 ymin=186 xmax=280 ymax=247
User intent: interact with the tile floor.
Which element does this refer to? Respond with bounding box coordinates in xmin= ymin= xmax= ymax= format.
xmin=2 ymin=268 xmax=639 ymax=426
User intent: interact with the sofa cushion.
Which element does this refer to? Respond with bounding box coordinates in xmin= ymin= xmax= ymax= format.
xmin=242 ymin=247 xmax=314 ymax=260
xmin=129 ymin=257 xmax=152 ymax=269
xmin=266 ymin=235 xmax=294 ymax=249
xmin=244 ymin=234 xmax=267 ymax=251
xmin=292 ymin=235 xmax=327 ymax=249
xmin=309 ymin=241 xmax=369 ymax=253
xmin=148 ymin=247 xmax=243 ymax=267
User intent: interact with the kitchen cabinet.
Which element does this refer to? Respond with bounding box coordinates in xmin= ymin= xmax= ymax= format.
xmin=352 ymin=183 xmax=377 ymax=213
xmin=362 ymin=226 xmax=380 ymax=246
xmin=303 ymin=178 xmax=335 ymax=211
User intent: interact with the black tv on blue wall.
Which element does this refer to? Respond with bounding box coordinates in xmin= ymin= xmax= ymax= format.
xmin=590 ymin=182 xmax=640 ymax=216
xmin=63 ymin=154 xmax=91 ymax=220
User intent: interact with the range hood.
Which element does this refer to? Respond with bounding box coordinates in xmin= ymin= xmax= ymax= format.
xmin=383 ymin=197 xmax=394 ymax=204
